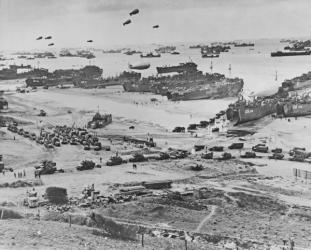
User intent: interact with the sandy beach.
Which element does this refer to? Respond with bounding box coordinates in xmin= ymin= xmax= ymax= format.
xmin=1 ymin=83 xmax=311 ymax=249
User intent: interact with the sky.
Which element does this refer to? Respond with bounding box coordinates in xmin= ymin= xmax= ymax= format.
xmin=1 ymin=0 xmax=311 ymax=51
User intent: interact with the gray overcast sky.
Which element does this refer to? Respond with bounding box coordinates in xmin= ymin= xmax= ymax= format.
xmin=1 ymin=0 xmax=311 ymax=50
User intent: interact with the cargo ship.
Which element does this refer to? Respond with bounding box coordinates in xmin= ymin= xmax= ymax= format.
xmin=226 ymin=98 xmax=277 ymax=125
xmin=59 ymin=50 xmax=95 ymax=59
xmin=271 ymin=50 xmax=311 ymax=57
xmin=234 ymin=43 xmax=255 ymax=47
xmin=156 ymin=62 xmax=197 ymax=74
xmin=155 ymin=46 xmax=176 ymax=54
xmin=124 ymin=50 xmax=142 ymax=55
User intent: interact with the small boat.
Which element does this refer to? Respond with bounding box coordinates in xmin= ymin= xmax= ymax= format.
xmin=140 ymin=52 xmax=161 ymax=58
xmin=202 ymin=53 xmax=219 ymax=58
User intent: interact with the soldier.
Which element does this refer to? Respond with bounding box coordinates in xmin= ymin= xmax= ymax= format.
xmin=289 ymin=238 xmax=294 ymax=250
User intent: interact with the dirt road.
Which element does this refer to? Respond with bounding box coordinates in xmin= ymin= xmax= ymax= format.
xmin=195 ymin=205 xmax=217 ymax=233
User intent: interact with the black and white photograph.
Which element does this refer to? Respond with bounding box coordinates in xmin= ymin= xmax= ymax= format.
xmin=0 ymin=0 xmax=311 ymax=249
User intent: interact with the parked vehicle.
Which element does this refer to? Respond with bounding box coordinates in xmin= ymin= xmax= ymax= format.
xmin=228 ymin=143 xmax=244 ymax=150
xmin=241 ymin=151 xmax=257 ymax=158
xmin=252 ymin=144 xmax=268 ymax=153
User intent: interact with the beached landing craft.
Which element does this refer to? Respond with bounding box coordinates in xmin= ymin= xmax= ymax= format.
xmin=226 ymin=97 xmax=277 ymax=125
xmin=226 ymin=71 xmax=311 ymax=125
xmin=87 ymin=112 xmax=112 ymax=129
xmin=166 ymin=73 xmax=244 ymax=101
xmin=123 ymin=63 xmax=244 ymax=101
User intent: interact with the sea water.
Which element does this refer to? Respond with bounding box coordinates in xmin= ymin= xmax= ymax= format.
xmin=2 ymin=38 xmax=311 ymax=129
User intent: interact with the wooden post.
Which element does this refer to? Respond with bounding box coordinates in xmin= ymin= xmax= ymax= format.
xmin=0 ymin=209 xmax=4 ymax=220
xmin=141 ymin=234 xmax=144 ymax=247
xmin=185 ymin=239 xmax=187 ymax=250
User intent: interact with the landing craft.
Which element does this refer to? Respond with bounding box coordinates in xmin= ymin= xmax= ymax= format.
xmin=45 ymin=36 xmax=52 ymax=39
xmin=123 ymin=19 xmax=131 ymax=26
xmin=87 ymin=40 xmax=93 ymax=43
xmin=129 ymin=9 xmax=139 ymax=16
xmin=48 ymin=43 xmax=54 ymax=46
xmin=153 ymin=25 xmax=159 ymax=29
xmin=128 ymin=62 xmax=150 ymax=70
xmin=36 ymin=36 xmax=43 ymax=40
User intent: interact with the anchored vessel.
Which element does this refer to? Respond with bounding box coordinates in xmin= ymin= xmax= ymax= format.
xmin=202 ymin=53 xmax=219 ymax=58
xmin=155 ymin=46 xmax=176 ymax=54
xmin=234 ymin=43 xmax=255 ymax=47
xmin=271 ymin=50 xmax=311 ymax=57
xmin=140 ymin=52 xmax=161 ymax=58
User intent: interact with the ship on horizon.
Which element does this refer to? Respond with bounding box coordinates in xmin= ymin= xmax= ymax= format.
xmin=271 ymin=50 xmax=311 ymax=57
xmin=140 ymin=52 xmax=161 ymax=58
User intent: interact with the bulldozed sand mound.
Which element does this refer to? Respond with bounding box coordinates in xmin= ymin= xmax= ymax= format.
xmin=0 ymin=179 xmax=43 ymax=188
xmin=0 ymin=207 xmax=23 ymax=219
